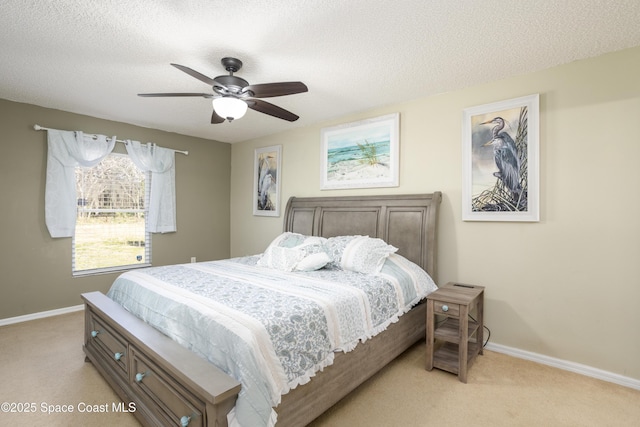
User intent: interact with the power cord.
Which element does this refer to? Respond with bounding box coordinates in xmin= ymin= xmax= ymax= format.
xmin=432 ymin=313 xmax=491 ymax=348
xmin=468 ymin=313 xmax=491 ymax=347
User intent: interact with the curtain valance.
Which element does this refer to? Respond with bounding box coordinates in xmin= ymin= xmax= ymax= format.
xmin=45 ymin=130 xmax=116 ymax=238
xmin=125 ymin=140 xmax=176 ymax=233
xmin=44 ymin=129 xmax=178 ymax=238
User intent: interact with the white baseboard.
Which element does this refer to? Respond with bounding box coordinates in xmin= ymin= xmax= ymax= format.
xmin=0 ymin=304 xmax=84 ymax=327
xmin=2 ymin=305 xmax=638 ymax=391
xmin=486 ymin=342 xmax=640 ymax=391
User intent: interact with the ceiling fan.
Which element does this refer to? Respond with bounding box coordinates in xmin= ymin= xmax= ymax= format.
xmin=138 ymin=57 xmax=308 ymax=123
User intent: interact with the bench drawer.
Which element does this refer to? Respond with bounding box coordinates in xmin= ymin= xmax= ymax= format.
xmin=87 ymin=311 xmax=128 ymax=379
xmin=131 ymin=348 xmax=204 ymax=427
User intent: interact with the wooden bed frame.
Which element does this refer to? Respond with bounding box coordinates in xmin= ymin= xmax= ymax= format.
xmin=82 ymin=192 xmax=441 ymax=427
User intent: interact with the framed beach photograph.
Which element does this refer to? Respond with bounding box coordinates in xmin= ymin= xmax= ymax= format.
xmin=320 ymin=113 xmax=399 ymax=190
xmin=253 ymin=145 xmax=282 ymax=217
xmin=462 ymin=94 xmax=539 ymax=222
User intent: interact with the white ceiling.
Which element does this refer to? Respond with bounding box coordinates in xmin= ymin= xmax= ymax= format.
xmin=2 ymin=1 xmax=640 ymax=143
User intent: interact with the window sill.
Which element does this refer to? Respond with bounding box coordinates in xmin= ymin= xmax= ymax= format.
xmin=73 ymin=263 xmax=151 ymax=278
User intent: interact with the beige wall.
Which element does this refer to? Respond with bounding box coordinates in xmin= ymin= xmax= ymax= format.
xmin=0 ymin=99 xmax=231 ymax=319
xmin=230 ymin=46 xmax=640 ymax=380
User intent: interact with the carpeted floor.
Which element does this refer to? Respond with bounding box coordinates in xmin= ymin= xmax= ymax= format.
xmin=1 ymin=311 xmax=638 ymax=426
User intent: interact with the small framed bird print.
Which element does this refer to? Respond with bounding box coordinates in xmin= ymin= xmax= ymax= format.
xmin=254 ymin=145 xmax=282 ymax=216
xmin=462 ymin=94 xmax=539 ymax=222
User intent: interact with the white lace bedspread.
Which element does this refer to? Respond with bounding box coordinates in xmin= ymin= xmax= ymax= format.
xmin=107 ymin=254 xmax=436 ymax=427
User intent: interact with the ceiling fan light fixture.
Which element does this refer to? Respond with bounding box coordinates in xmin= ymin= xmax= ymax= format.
xmin=139 ymin=58 xmax=307 ymax=124
xmin=212 ymin=97 xmax=247 ymax=121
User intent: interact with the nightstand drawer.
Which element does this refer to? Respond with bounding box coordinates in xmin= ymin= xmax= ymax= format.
xmin=433 ymin=300 xmax=460 ymax=317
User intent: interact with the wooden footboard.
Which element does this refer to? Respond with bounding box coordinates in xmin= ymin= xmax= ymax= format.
xmin=83 ymin=290 xmax=425 ymax=427
xmin=82 ymin=291 xmax=241 ymax=427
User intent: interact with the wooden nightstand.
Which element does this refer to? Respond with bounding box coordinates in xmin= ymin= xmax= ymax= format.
xmin=425 ymin=282 xmax=484 ymax=383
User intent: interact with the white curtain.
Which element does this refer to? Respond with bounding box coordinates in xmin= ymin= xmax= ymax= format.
xmin=45 ymin=129 xmax=116 ymax=238
xmin=125 ymin=140 xmax=176 ymax=233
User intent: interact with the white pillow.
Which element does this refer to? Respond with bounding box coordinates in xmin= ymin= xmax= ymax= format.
xmin=339 ymin=236 xmax=398 ymax=274
xmin=294 ymin=250 xmax=332 ymax=272
xmin=258 ymin=245 xmax=304 ymax=271
xmin=258 ymin=232 xmax=330 ymax=272
xmin=263 ymin=232 xmax=308 ymax=250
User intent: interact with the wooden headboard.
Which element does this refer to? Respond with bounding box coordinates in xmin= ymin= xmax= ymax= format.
xmin=283 ymin=192 xmax=442 ymax=281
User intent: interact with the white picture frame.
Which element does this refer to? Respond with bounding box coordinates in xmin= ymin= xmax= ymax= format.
xmin=320 ymin=113 xmax=400 ymax=190
xmin=253 ymin=145 xmax=282 ymax=217
xmin=462 ymin=94 xmax=540 ymax=222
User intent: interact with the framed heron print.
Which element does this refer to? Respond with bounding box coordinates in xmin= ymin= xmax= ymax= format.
xmin=320 ymin=113 xmax=399 ymax=190
xmin=462 ymin=94 xmax=539 ymax=222
xmin=253 ymin=145 xmax=282 ymax=216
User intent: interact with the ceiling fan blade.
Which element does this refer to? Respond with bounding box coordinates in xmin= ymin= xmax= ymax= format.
xmin=138 ymin=92 xmax=213 ymax=98
xmin=211 ymin=109 xmax=225 ymax=124
xmin=171 ymin=63 xmax=216 ymax=86
xmin=247 ymin=99 xmax=300 ymax=122
xmin=243 ymin=82 xmax=308 ymax=98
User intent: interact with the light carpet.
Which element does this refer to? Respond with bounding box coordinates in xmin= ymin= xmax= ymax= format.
xmin=0 ymin=311 xmax=638 ymax=426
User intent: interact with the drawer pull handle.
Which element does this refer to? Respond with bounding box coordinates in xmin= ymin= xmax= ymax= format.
xmin=114 ymin=352 xmax=124 ymax=361
xmin=180 ymin=415 xmax=191 ymax=427
xmin=91 ymin=330 xmax=100 ymax=338
xmin=135 ymin=372 xmax=146 ymax=382
xmin=441 ymin=304 xmax=449 ymax=312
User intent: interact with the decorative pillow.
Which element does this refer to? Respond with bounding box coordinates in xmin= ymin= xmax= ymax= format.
xmin=258 ymin=232 xmax=330 ymax=272
xmin=294 ymin=249 xmax=331 ymax=271
xmin=339 ymin=236 xmax=398 ymax=274
xmin=324 ymin=235 xmax=362 ymax=269
xmin=325 ymin=235 xmax=398 ymax=274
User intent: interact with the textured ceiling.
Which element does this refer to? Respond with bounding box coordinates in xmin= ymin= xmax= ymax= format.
xmin=2 ymin=1 xmax=640 ymax=143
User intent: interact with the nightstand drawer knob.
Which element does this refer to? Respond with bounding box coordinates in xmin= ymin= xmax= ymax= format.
xmin=441 ymin=304 xmax=449 ymax=312
xmin=114 ymin=352 xmax=124 ymax=361
xmin=181 ymin=415 xmax=191 ymax=426
xmin=135 ymin=372 xmax=146 ymax=382
xmin=91 ymin=330 xmax=99 ymax=338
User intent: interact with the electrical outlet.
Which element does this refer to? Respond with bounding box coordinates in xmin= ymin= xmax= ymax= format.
xmin=190 ymin=257 xmax=196 ymax=263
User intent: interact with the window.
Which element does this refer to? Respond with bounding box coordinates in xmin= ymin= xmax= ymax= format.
xmin=73 ymin=153 xmax=151 ymax=275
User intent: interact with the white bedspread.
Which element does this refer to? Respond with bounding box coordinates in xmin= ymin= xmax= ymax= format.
xmin=107 ymin=254 xmax=436 ymax=427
